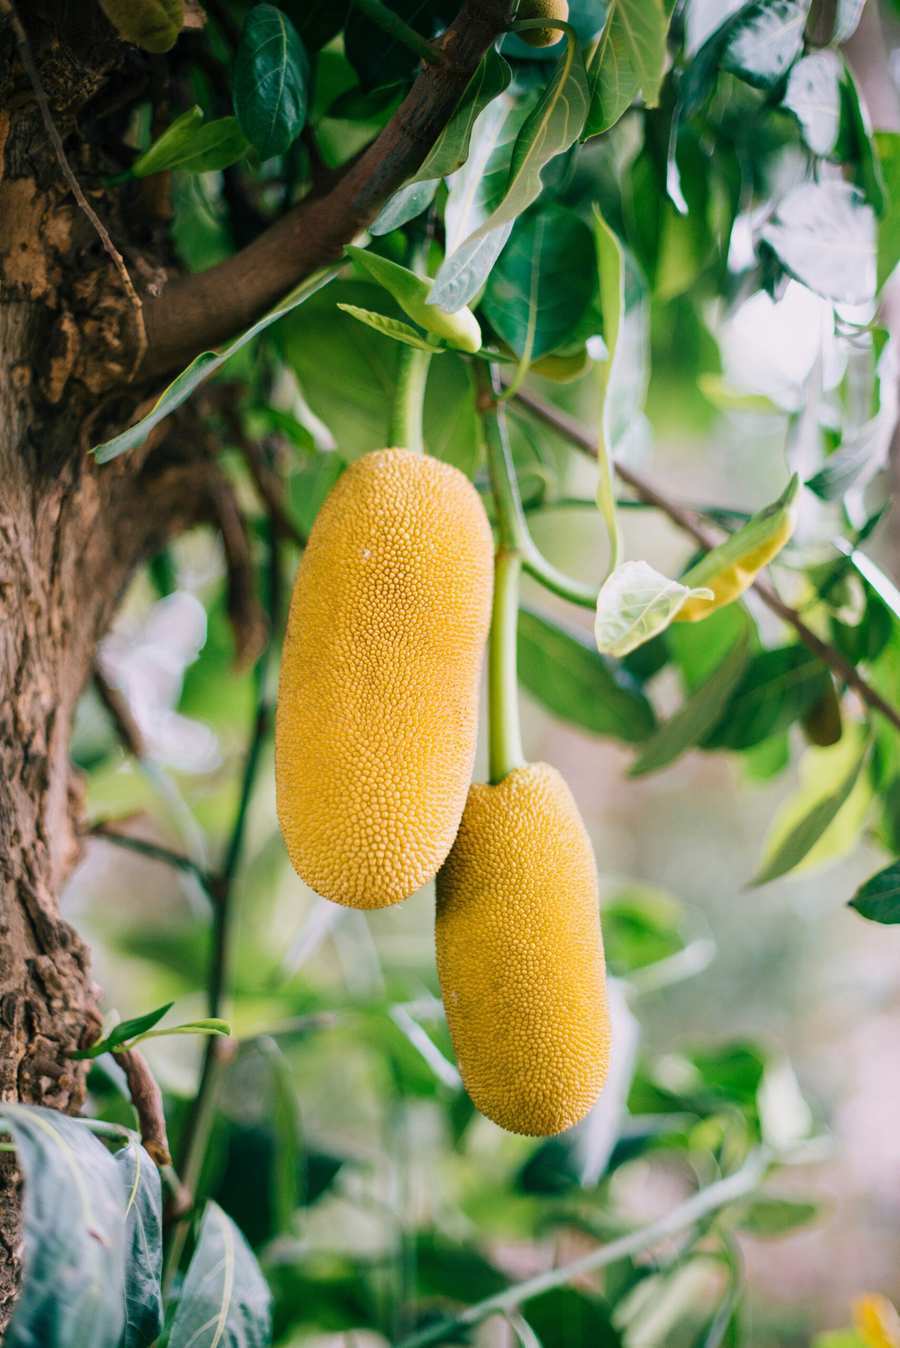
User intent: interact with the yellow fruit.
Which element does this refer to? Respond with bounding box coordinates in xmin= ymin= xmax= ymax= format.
xmin=517 ymin=0 xmax=569 ymax=47
xmin=276 ymin=449 xmax=493 ymax=910
xmin=436 ymin=763 xmax=611 ymax=1136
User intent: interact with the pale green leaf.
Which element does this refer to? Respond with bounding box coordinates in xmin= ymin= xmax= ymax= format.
xmin=431 ymin=42 xmax=589 ymax=311
xmin=92 ymin=266 xmax=338 ymax=462
xmin=337 ymin=304 xmax=445 ymax=352
xmin=761 ymin=180 xmax=876 ymax=304
xmin=594 ymin=561 xmax=713 ymax=657
xmin=132 ymin=113 xmax=249 ymax=177
xmin=168 ymin=1201 xmax=271 ymax=1348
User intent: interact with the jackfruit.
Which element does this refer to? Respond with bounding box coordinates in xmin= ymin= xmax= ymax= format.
xmin=517 ymin=0 xmax=569 ymax=47
xmin=276 ymin=448 xmax=493 ymax=909
xmin=436 ymin=762 xmax=611 ymax=1136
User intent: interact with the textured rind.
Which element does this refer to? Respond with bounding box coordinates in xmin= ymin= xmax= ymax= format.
xmin=518 ymin=0 xmax=569 ymax=47
xmin=276 ymin=449 xmax=493 ymax=909
xmin=436 ymin=763 xmax=611 ymax=1136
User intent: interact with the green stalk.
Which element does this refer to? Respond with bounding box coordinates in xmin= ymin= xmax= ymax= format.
xmin=478 ymin=364 xmax=525 ymax=783
xmin=488 ymin=549 xmax=525 ymax=783
xmin=388 ymin=345 xmax=431 ymax=452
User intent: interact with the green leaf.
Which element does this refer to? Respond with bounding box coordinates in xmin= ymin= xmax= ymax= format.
xmin=752 ymin=740 xmax=869 ymax=885
xmin=761 ymin=181 xmax=876 ymax=304
xmin=431 ymin=41 xmax=589 ymax=311
xmin=336 ymin=304 xmax=445 ymax=352
xmin=72 ymin=1001 xmax=174 ymax=1059
xmin=782 ymin=51 xmax=842 ymax=157
xmin=523 ymin=1289 xmax=623 ymax=1348
xmin=594 ymin=561 xmax=713 ymax=657
xmin=2 ymin=1105 xmax=127 ymax=1348
xmin=168 ymin=1201 xmax=272 ymax=1348
xmin=698 ymin=373 xmax=780 ymax=413
xmin=737 ymin=1196 xmax=820 ymax=1236
xmin=93 ymin=266 xmax=337 ymax=462
xmin=630 ymin=621 xmax=751 ymax=776
xmin=517 ymin=607 xmax=657 ymax=743
xmin=849 ymin=861 xmax=900 ymax=925
xmin=98 ymin=0 xmax=183 ymax=53
xmin=346 ymin=245 xmax=481 ymax=351
xmin=116 ymin=1139 xmax=164 ymax=1348
xmin=482 ymin=205 xmax=596 ymax=361
xmin=703 ymin=646 xmax=831 ymax=750
xmin=424 ymin=353 xmax=480 ymax=476
xmin=233 ymin=4 xmax=308 ymax=159
xmin=129 ymin=1017 xmax=231 ymax=1045
xmin=585 ymin=0 xmax=670 ymax=137
xmin=131 ymin=112 xmax=249 ymax=177
xmin=371 ymin=51 xmax=512 ymax=235
xmin=838 ymin=61 xmax=886 ymax=215
xmin=875 ymin=131 xmax=900 ymax=290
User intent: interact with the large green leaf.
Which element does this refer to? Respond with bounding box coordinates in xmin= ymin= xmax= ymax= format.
xmin=93 ymin=266 xmax=338 ymax=462
xmin=517 ymin=607 xmax=657 ymax=743
xmin=2 ymin=1105 xmax=127 ymax=1348
xmin=761 ymin=181 xmax=876 ymax=304
xmin=116 ymin=1139 xmax=164 ymax=1348
xmin=585 ymin=0 xmax=670 ymax=138
xmin=371 ymin=51 xmax=512 ymax=235
xmin=630 ymin=622 xmax=751 ymax=776
xmin=850 ymin=861 xmax=900 ymax=925
xmin=233 ymin=4 xmax=309 ymax=159
xmin=168 ymin=1201 xmax=271 ymax=1348
xmin=752 ymin=741 xmax=869 ymax=885
xmin=431 ymin=42 xmax=589 ymax=311
xmin=703 ymin=645 xmax=831 ymax=750
xmin=482 ymin=205 xmax=596 ymax=360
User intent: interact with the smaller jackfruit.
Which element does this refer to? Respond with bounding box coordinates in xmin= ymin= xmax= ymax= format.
xmin=436 ymin=763 xmax=611 ymax=1136
xmin=517 ymin=0 xmax=569 ymax=47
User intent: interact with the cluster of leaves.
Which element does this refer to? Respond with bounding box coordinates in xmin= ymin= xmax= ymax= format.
xmin=45 ymin=0 xmax=900 ymax=1343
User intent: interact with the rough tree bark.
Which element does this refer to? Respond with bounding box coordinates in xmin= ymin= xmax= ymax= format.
xmin=0 ymin=0 xmax=512 ymax=1325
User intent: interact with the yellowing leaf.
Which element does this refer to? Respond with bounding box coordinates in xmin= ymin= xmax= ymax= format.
xmin=854 ymin=1294 xmax=900 ymax=1348
xmin=674 ymin=476 xmax=798 ymax=622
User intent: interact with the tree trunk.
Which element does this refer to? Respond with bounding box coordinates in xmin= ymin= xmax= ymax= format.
xmin=0 ymin=18 xmax=206 ymax=1319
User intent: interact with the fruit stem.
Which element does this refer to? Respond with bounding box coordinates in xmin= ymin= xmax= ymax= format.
xmin=488 ymin=547 xmax=525 ymax=784
xmin=389 ymin=344 xmax=431 ymax=452
xmin=478 ymin=363 xmax=525 ymax=782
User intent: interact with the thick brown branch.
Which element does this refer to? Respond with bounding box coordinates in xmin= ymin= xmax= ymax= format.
xmin=140 ymin=0 xmax=514 ymax=377
xmin=513 ymin=388 xmax=900 ymax=736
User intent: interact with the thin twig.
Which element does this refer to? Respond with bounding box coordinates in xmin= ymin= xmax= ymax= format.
xmin=164 ymin=518 xmax=282 ymax=1281
xmin=1 ymin=0 xmax=147 ymax=370
xmin=93 ymin=665 xmax=146 ymax=759
xmin=396 ymin=1148 xmax=772 ymax=1348
xmin=115 ymin=1048 xmax=172 ymax=1166
xmin=224 ymin=402 xmax=307 ymax=549
xmin=513 ymin=388 xmax=900 ymax=736
xmin=88 ymin=821 xmax=211 ymax=888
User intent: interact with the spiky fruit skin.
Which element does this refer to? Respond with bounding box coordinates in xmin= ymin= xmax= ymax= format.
xmin=276 ymin=449 xmax=493 ymax=910
xmin=436 ymin=763 xmax=611 ymax=1136
xmin=518 ymin=0 xmax=569 ymax=47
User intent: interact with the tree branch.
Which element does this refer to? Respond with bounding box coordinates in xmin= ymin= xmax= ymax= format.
xmin=513 ymin=388 xmax=900 ymax=735
xmin=397 ymin=1148 xmax=772 ymax=1348
xmin=139 ymin=0 xmax=514 ymax=378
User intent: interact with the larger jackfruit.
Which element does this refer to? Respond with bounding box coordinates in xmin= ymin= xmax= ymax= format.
xmin=276 ymin=449 xmax=493 ymax=909
xmin=436 ymin=763 xmax=611 ymax=1136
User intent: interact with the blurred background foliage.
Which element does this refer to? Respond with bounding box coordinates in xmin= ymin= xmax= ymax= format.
xmin=56 ymin=0 xmax=900 ymax=1343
